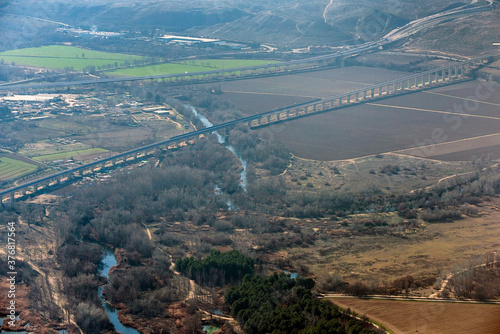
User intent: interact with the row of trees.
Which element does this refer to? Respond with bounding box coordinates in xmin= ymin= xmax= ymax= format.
xmin=448 ymin=264 xmax=500 ymax=300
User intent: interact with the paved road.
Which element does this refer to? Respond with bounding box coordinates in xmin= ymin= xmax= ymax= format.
xmin=321 ymin=294 xmax=500 ymax=305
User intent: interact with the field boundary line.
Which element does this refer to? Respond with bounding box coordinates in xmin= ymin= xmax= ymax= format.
xmin=367 ymin=103 xmax=500 ymax=120
xmin=423 ymin=91 xmax=500 ymax=107
xmin=222 ymin=90 xmax=323 ymax=99
xmin=395 ymin=132 xmax=500 ymax=157
xmin=322 ymin=295 xmax=500 ymax=305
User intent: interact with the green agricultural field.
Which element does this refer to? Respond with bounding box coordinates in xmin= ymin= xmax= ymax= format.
xmin=19 ymin=143 xmax=92 ymax=158
xmin=33 ymin=148 xmax=109 ymax=162
xmin=105 ymin=59 xmax=278 ymax=77
xmin=36 ymin=118 xmax=96 ymax=135
xmin=0 ymin=45 xmax=144 ymax=70
xmin=0 ymin=157 xmax=38 ymax=181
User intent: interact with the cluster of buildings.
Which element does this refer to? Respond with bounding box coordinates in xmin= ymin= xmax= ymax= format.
xmin=0 ymin=93 xmax=85 ymax=118
xmin=159 ymin=34 xmax=247 ymax=50
xmin=0 ymin=92 xmax=179 ymax=126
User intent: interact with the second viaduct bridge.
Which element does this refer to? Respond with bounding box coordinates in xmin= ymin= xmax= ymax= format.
xmin=0 ymin=54 xmax=494 ymax=203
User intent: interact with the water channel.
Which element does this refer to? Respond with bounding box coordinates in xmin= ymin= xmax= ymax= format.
xmin=0 ymin=315 xmax=27 ymax=334
xmin=98 ymin=247 xmax=140 ymax=334
xmin=92 ymin=105 xmax=245 ymax=333
xmin=186 ymin=105 xmax=248 ymax=193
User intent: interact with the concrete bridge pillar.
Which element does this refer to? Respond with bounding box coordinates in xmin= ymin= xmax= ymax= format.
xmin=441 ymin=70 xmax=445 ymax=81
xmin=338 ymin=97 xmax=343 ymax=105
xmin=448 ymin=68 xmax=452 ymax=80
xmin=10 ymin=192 xmax=15 ymax=203
xmin=363 ymin=91 xmax=367 ymax=99
xmin=454 ymin=66 xmax=459 ymax=78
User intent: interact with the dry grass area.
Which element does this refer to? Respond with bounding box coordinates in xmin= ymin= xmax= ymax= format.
xmin=328 ymin=297 xmax=500 ymax=334
xmin=0 ymin=218 xmax=73 ymax=333
xmin=286 ymin=196 xmax=500 ymax=285
xmin=279 ymin=152 xmax=478 ymax=195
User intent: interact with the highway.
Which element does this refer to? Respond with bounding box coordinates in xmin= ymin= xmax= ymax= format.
xmin=383 ymin=3 xmax=491 ymax=42
xmin=0 ymin=2 xmax=491 ymax=92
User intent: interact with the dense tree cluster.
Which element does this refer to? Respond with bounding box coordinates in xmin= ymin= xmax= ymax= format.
xmin=58 ymin=239 xmax=103 ymax=277
xmin=103 ymin=251 xmax=180 ymax=318
xmin=449 ymin=265 xmax=500 ymax=300
xmin=176 ymin=249 xmax=254 ymax=286
xmin=55 ymin=237 xmax=113 ymax=332
xmin=0 ymin=105 xmax=11 ymax=118
xmin=228 ymin=124 xmax=291 ymax=176
xmin=57 ymin=163 xmax=227 ymax=255
xmin=225 ymin=273 xmax=378 ymax=334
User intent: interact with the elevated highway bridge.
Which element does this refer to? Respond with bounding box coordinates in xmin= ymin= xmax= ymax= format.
xmin=0 ymin=53 xmax=495 ymax=204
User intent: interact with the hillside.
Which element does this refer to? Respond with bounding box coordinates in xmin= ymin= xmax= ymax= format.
xmin=2 ymin=0 xmax=490 ymax=49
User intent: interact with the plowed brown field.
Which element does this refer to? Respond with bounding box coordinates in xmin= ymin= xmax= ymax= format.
xmin=329 ymin=298 xmax=500 ymax=334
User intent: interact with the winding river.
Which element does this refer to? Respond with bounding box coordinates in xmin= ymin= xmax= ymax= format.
xmin=92 ymin=106 xmax=246 ymax=333
xmin=186 ymin=105 xmax=248 ymax=192
xmin=98 ymin=247 xmax=140 ymax=334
